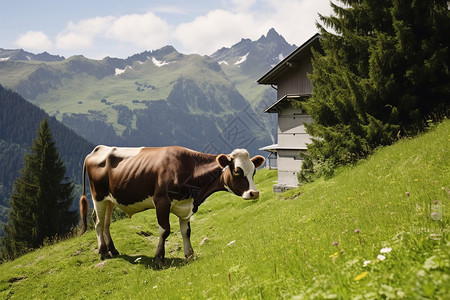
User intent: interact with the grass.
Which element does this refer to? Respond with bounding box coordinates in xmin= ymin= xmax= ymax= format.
xmin=0 ymin=120 xmax=449 ymax=299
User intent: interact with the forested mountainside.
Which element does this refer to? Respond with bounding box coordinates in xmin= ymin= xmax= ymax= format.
xmin=0 ymin=85 xmax=94 ymax=235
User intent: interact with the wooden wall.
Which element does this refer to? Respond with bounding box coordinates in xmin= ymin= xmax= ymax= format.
xmin=276 ymin=54 xmax=313 ymax=101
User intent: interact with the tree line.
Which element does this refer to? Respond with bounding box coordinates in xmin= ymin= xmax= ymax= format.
xmin=1 ymin=119 xmax=78 ymax=260
xmin=0 ymin=85 xmax=93 ymax=237
xmin=0 ymin=85 xmax=94 ymax=259
xmin=299 ymin=0 xmax=449 ymax=182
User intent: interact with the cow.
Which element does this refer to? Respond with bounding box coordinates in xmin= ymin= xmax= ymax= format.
xmin=79 ymin=145 xmax=265 ymax=267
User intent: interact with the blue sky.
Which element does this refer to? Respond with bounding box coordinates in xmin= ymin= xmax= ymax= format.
xmin=0 ymin=0 xmax=332 ymax=59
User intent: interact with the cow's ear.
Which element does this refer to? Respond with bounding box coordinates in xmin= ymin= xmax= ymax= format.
xmin=217 ymin=154 xmax=231 ymax=168
xmin=251 ymin=155 xmax=265 ymax=168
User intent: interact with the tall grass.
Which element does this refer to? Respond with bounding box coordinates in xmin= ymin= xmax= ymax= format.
xmin=0 ymin=120 xmax=448 ymax=299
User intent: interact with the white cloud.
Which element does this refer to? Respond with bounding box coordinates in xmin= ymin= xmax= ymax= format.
xmin=173 ymin=0 xmax=332 ymax=55
xmin=54 ymin=12 xmax=170 ymax=54
xmin=174 ymin=9 xmax=261 ymax=55
xmin=262 ymin=0 xmax=331 ymax=44
xmin=56 ymin=31 xmax=93 ymax=50
xmin=14 ymin=31 xmax=53 ymax=52
xmin=56 ymin=17 xmax=114 ymax=50
xmin=106 ymin=12 xmax=171 ymax=49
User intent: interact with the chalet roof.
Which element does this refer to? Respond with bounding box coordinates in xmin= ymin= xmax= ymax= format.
xmin=257 ymin=33 xmax=321 ymax=85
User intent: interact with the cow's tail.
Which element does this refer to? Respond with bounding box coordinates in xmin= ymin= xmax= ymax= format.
xmin=79 ymin=159 xmax=88 ymax=235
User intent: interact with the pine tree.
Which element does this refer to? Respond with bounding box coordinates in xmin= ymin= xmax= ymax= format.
xmin=1 ymin=119 xmax=78 ymax=260
xmin=300 ymin=0 xmax=449 ymax=182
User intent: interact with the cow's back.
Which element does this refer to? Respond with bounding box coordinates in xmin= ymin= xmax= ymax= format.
xmin=85 ymin=146 xmax=192 ymax=205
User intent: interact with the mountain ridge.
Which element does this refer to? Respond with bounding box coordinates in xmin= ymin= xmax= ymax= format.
xmin=0 ymin=28 xmax=295 ymax=154
xmin=0 ymin=48 xmax=65 ymax=62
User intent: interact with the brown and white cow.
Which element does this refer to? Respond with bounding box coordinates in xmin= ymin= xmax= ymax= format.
xmin=79 ymin=145 xmax=265 ymax=267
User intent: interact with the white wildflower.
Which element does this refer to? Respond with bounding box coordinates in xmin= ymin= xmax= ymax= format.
xmin=363 ymin=260 xmax=371 ymax=267
xmin=380 ymin=247 xmax=392 ymax=253
xmin=377 ymin=254 xmax=386 ymax=261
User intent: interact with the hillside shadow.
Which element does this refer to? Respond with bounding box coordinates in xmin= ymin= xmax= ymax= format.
xmin=118 ymin=254 xmax=189 ymax=270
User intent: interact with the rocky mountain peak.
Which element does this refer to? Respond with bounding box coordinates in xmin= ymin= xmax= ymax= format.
xmin=257 ymin=28 xmax=290 ymax=46
xmin=210 ymin=28 xmax=297 ymax=77
xmin=0 ymin=48 xmax=65 ymax=62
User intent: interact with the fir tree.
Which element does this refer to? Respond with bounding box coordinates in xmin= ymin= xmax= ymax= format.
xmin=300 ymin=0 xmax=449 ymax=182
xmin=1 ymin=119 xmax=77 ymax=260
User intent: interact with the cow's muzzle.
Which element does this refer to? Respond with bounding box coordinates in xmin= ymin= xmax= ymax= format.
xmin=243 ymin=190 xmax=259 ymax=200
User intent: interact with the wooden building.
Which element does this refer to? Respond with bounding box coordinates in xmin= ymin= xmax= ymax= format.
xmin=257 ymin=34 xmax=320 ymax=192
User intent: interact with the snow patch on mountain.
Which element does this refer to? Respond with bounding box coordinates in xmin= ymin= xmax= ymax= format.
xmin=115 ymin=66 xmax=132 ymax=75
xmin=234 ymin=52 xmax=249 ymax=65
xmin=152 ymin=57 xmax=172 ymax=67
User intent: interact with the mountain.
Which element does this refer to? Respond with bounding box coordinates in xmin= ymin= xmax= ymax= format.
xmin=0 ymin=28 xmax=298 ymax=241
xmin=0 ymin=48 xmax=65 ymax=62
xmin=0 ymin=29 xmax=296 ymax=156
xmin=0 ymin=85 xmax=94 ymax=236
xmin=209 ymin=28 xmax=297 ymax=141
xmin=210 ymin=28 xmax=297 ymax=105
xmin=211 ymin=28 xmax=297 ymax=79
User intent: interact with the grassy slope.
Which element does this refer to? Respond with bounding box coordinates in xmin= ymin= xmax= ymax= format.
xmin=0 ymin=120 xmax=449 ymax=299
xmin=219 ymin=64 xmax=269 ymax=105
xmin=34 ymin=55 xmax=233 ymax=114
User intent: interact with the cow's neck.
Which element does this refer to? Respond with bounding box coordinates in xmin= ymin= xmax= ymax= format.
xmin=189 ymin=155 xmax=227 ymax=213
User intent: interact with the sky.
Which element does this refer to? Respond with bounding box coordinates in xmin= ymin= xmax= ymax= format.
xmin=0 ymin=0 xmax=333 ymax=60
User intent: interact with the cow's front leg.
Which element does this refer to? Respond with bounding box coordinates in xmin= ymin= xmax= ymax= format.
xmin=154 ymin=197 xmax=171 ymax=268
xmin=179 ymin=218 xmax=194 ymax=259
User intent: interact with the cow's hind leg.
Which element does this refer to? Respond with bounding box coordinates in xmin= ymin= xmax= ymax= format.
xmin=104 ymin=200 xmax=119 ymax=256
xmin=154 ymin=198 xmax=171 ymax=268
xmin=93 ymin=199 xmax=110 ymax=260
xmin=179 ymin=218 xmax=194 ymax=259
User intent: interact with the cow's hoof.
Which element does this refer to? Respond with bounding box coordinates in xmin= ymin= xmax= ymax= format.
xmin=99 ymin=250 xmax=112 ymax=260
xmin=155 ymin=256 xmax=165 ymax=269
xmin=100 ymin=253 xmax=112 ymax=260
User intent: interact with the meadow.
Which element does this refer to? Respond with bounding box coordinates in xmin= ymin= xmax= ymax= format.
xmin=0 ymin=120 xmax=448 ymax=299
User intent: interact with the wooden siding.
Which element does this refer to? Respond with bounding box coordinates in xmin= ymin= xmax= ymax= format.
xmin=276 ymin=55 xmax=313 ymax=100
xmin=277 ymin=106 xmax=313 ymax=150
xmin=277 ymin=149 xmax=303 ymax=186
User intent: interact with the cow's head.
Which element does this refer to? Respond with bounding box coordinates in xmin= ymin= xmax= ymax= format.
xmin=217 ymin=149 xmax=265 ymax=199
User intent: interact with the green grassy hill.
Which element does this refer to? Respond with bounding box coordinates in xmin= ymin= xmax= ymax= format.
xmin=1 ymin=120 xmax=448 ymax=299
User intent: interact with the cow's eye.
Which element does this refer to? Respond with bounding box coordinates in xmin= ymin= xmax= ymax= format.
xmin=233 ymin=168 xmax=243 ymax=176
